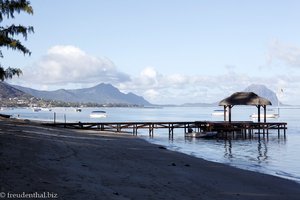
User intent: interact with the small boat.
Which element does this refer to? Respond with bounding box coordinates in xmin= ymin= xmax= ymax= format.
xmin=90 ymin=110 xmax=107 ymax=118
xmin=212 ymin=109 xmax=225 ymax=116
xmin=32 ymin=107 xmax=42 ymax=112
xmin=0 ymin=113 xmax=11 ymax=118
xmin=75 ymin=108 xmax=82 ymax=112
xmin=41 ymin=108 xmax=52 ymax=111
xmin=185 ymin=131 xmax=218 ymax=139
xmin=250 ymin=113 xmax=279 ymax=119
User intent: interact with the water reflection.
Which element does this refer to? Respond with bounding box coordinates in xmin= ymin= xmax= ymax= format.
xmin=257 ymin=138 xmax=268 ymax=162
xmin=223 ymin=139 xmax=233 ymax=159
xmin=182 ymin=132 xmax=287 ymax=165
xmin=220 ymin=135 xmax=287 ymax=163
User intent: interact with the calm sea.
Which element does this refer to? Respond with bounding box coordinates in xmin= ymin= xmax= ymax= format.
xmin=2 ymin=106 xmax=300 ymax=183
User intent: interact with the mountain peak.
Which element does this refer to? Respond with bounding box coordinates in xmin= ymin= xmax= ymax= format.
xmin=246 ymin=84 xmax=268 ymax=90
xmin=93 ymin=83 xmax=117 ymax=90
xmin=0 ymin=82 xmax=30 ymax=98
xmin=243 ymin=84 xmax=279 ymax=105
xmin=94 ymin=83 xmax=111 ymax=87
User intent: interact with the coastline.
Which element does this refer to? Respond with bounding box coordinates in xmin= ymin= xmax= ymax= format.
xmin=0 ymin=117 xmax=299 ymax=200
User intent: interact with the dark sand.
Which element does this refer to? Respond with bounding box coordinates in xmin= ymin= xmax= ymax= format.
xmin=0 ymin=118 xmax=299 ymax=200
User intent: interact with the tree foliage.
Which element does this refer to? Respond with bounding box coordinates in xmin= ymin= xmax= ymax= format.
xmin=0 ymin=0 xmax=33 ymax=80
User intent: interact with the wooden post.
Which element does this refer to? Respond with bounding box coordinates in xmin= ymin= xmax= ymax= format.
xmin=263 ymin=105 xmax=267 ymax=123
xmin=224 ymin=105 xmax=227 ymax=121
xmin=169 ymin=124 xmax=174 ymax=140
xmin=228 ymin=105 xmax=233 ymax=123
xmin=64 ymin=114 xmax=66 ymax=127
xmin=53 ymin=112 xmax=56 ymax=124
xmin=149 ymin=124 xmax=154 ymax=137
xmin=133 ymin=124 xmax=138 ymax=135
xmin=185 ymin=123 xmax=190 ymax=134
xmin=257 ymin=105 xmax=261 ymax=123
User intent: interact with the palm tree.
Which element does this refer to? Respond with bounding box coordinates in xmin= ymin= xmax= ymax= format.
xmin=0 ymin=0 xmax=34 ymax=81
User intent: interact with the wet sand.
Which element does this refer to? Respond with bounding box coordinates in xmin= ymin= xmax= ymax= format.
xmin=0 ymin=118 xmax=299 ymax=200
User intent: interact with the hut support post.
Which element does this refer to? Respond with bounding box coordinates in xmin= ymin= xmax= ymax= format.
xmin=263 ymin=105 xmax=267 ymax=123
xmin=224 ymin=105 xmax=227 ymax=121
xmin=228 ymin=105 xmax=233 ymax=123
xmin=258 ymin=105 xmax=260 ymax=123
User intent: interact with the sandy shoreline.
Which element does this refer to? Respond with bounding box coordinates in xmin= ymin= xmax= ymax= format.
xmin=0 ymin=118 xmax=299 ymax=200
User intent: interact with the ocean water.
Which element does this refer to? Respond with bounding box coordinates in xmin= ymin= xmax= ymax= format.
xmin=1 ymin=106 xmax=300 ymax=183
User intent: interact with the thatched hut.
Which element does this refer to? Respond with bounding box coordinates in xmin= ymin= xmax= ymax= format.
xmin=219 ymin=92 xmax=272 ymax=122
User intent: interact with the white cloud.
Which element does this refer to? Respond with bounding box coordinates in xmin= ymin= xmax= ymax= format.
xmin=139 ymin=67 xmax=160 ymax=86
xmin=143 ymin=89 xmax=160 ymax=102
xmin=118 ymin=66 xmax=300 ymax=105
xmin=18 ymin=45 xmax=130 ymax=87
xmin=268 ymin=40 xmax=300 ymax=68
xmin=8 ymin=44 xmax=300 ymax=105
xmin=141 ymin=67 xmax=157 ymax=79
xmin=166 ymin=74 xmax=189 ymax=87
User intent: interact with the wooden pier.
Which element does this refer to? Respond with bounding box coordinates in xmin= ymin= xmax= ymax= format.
xmin=194 ymin=121 xmax=287 ymax=139
xmin=44 ymin=120 xmax=287 ymax=139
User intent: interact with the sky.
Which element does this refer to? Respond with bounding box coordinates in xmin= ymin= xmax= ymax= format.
xmin=3 ymin=0 xmax=300 ymax=105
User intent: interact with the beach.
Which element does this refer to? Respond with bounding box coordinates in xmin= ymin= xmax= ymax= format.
xmin=0 ymin=117 xmax=299 ymax=200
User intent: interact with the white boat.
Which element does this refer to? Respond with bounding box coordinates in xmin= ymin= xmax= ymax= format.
xmin=250 ymin=113 xmax=279 ymax=119
xmin=212 ymin=109 xmax=225 ymax=116
xmin=41 ymin=108 xmax=52 ymax=111
xmin=185 ymin=131 xmax=218 ymax=139
xmin=90 ymin=111 xmax=107 ymax=118
xmin=32 ymin=107 xmax=42 ymax=112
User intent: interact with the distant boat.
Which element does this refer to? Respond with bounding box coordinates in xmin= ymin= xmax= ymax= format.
xmin=250 ymin=113 xmax=279 ymax=119
xmin=250 ymin=108 xmax=279 ymax=119
xmin=185 ymin=131 xmax=218 ymax=139
xmin=212 ymin=109 xmax=225 ymax=116
xmin=90 ymin=110 xmax=107 ymax=118
xmin=32 ymin=107 xmax=42 ymax=112
xmin=0 ymin=113 xmax=11 ymax=118
xmin=41 ymin=108 xmax=52 ymax=111
xmin=75 ymin=108 xmax=82 ymax=112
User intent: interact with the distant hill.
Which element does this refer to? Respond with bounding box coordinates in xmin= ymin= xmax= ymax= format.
xmin=0 ymin=82 xmax=31 ymax=99
xmin=12 ymin=83 xmax=151 ymax=106
xmin=243 ymin=84 xmax=280 ymax=106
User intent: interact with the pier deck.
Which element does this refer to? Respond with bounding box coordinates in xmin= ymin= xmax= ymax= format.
xmin=44 ymin=120 xmax=287 ymax=139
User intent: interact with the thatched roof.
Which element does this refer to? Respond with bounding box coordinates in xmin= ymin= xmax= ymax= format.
xmin=219 ymin=92 xmax=272 ymax=106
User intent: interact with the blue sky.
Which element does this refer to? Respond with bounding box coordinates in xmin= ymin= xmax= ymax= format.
xmin=4 ymin=0 xmax=300 ymax=104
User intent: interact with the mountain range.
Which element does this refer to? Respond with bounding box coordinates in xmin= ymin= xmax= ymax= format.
xmin=0 ymin=82 xmax=281 ymax=106
xmin=0 ymin=82 xmax=31 ymax=99
xmin=4 ymin=83 xmax=151 ymax=106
